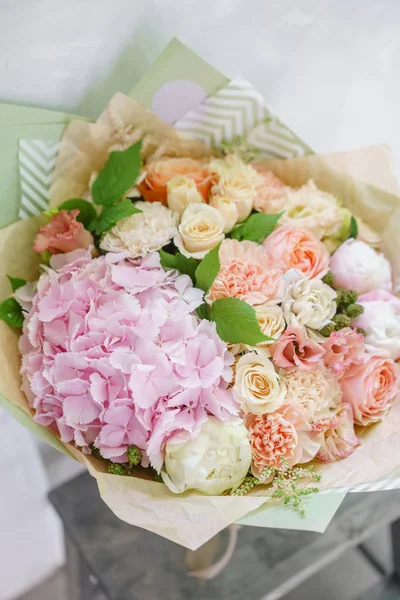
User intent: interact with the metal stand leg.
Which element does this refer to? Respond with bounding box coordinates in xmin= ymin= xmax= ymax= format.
xmin=391 ymin=517 xmax=400 ymax=580
xmin=65 ymin=534 xmax=96 ymax=600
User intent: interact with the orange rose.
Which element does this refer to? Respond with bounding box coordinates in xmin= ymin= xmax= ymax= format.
xmin=138 ymin=157 xmax=212 ymax=205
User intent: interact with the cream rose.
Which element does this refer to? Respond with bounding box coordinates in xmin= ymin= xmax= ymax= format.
xmin=209 ymin=192 xmax=239 ymax=233
xmin=234 ymin=349 xmax=286 ymax=415
xmin=161 ymin=418 xmax=251 ymax=495
xmin=282 ymin=271 xmax=337 ymax=330
xmin=215 ymin=173 xmax=256 ymax=222
xmin=254 ymin=304 xmax=286 ymax=346
xmin=166 ymin=175 xmax=204 ymax=216
xmin=174 ymin=203 xmax=225 ymax=259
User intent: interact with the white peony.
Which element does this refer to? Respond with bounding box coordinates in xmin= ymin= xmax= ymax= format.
xmin=234 ymin=349 xmax=286 ymax=415
xmin=353 ymin=293 xmax=400 ymax=360
xmin=254 ymin=304 xmax=286 ymax=346
xmin=166 ymin=175 xmax=204 ymax=216
xmin=100 ymin=201 xmax=178 ymax=258
xmin=330 ymin=239 xmax=392 ymax=294
xmin=282 ymin=271 xmax=337 ymax=330
xmin=161 ymin=418 xmax=251 ymax=495
xmin=174 ymin=203 xmax=225 ymax=259
xmin=209 ymin=192 xmax=239 ymax=233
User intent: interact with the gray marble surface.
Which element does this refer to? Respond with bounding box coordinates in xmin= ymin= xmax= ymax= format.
xmin=49 ymin=473 xmax=400 ymax=600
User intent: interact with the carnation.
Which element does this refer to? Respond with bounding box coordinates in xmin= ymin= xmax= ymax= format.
xmin=100 ymin=201 xmax=179 ymax=258
xmin=20 ymin=250 xmax=237 ymax=472
xmin=282 ymin=271 xmax=337 ymax=330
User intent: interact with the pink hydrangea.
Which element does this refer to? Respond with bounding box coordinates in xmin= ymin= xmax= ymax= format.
xmin=20 ymin=249 xmax=237 ymax=471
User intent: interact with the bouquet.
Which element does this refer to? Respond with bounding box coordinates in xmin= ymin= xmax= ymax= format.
xmin=1 ymin=64 xmax=400 ymax=551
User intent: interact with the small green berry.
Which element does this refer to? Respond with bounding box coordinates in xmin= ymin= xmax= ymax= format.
xmin=322 ymin=271 xmax=334 ymax=286
xmin=108 ymin=464 xmax=127 ymax=476
xmin=340 ymin=289 xmax=358 ymax=306
xmin=333 ymin=313 xmax=351 ymax=330
xmin=319 ymin=322 xmax=335 ymax=337
xmin=90 ymin=446 xmax=102 ymax=459
xmin=127 ymin=445 xmax=142 ymax=467
xmin=357 ymin=327 xmax=367 ymax=337
xmin=345 ymin=303 xmax=364 ymax=318
xmin=153 ymin=472 xmax=163 ymax=483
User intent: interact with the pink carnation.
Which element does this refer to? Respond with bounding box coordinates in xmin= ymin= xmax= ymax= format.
xmin=323 ymin=327 xmax=365 ymax=377
xmin=269 ymin=326 xmax=325 ymax=371
xmin=33 ymin=210 xmax=94 ymax=254
xmin=206 ymin=239 xmax=284 ymax=306
xmin=247 ymin=403 xmax=320 ymax=476
xmin=263 ymin=225 xmax=329 ymax=280
xmin=313 ymin=403 xmax=360 ymax=463
xmin=20 ymin=251 xmax=237 ymax=471
xmin=252 ymin=165 xmax=287 ymax=214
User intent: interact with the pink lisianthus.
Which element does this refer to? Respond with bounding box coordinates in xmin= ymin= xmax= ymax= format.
xmin=322 ymin=327 xmax=365 ymax=377
xmin=247 ymin=403 xmax=320 ymax=476
xmin=33 ymin=209 xmax=94 ymax=254
xmin=313 ymin=403 xmax=360 ymax=463
xmin=20 ymin=251 xmax=238 ymax=471
xmin=263 ymin=225 xmax=329 ymax=280
xmin=341 ymin=354 xmax=399 ymax=426
xmin=269 ymin=326 xmax=325 ymax=371
xmin=206 ymin=239 xmax=284 ymax=306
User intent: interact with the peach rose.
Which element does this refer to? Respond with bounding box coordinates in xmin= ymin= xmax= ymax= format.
xmin=269 ymin=326 xmax=325 ymax=371
xmin=206 ymin=239 xmax=284 ymax=306
xmin=252 ymin=165 xmax=287 ymax=215
xmin=341 ymin=354 xmax=399 ymax=425
xmin=314 ymin=403 xmax=360 ymax=463
xmin=138 ymin=157 xmax=212 ymax=205
xmin=263 ymin=225 xmax=330 ymax=280
xmin=247 ymin=403 xmax=320 ymax=476
xmin=322 ymin=327 xmax=365 ymax=377
xmin=33 ymin=210 xmax=94 ymax=255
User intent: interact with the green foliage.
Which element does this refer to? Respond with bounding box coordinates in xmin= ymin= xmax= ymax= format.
xmin=7 ymin=276 xmax=26 ymax=292
xmin=196 ymin=303 xmax=211 ymax=320
xmin=159 ymin=249 xmax=198 ymax=283
xmin=230 ymin=212 xmax=282 ymax=243
xmin=0 ymin=297 xmax=24 ymax=328
xmin=322 ymin=271 xmax=334 ymax=286
xmin=194 ymin=243 xmax=221 ymax=292
xmin=89 ymin=199 xmax=141 ymax=235
xmin=58 ymin=198 xmax=97 ymax=228
xmin=210 ymin=298 xmax=270 ymax=345
xmin=349 ymin=215 xmax=358 ymax=239
xmin=92 ymin=141 xmax=143 ymax=206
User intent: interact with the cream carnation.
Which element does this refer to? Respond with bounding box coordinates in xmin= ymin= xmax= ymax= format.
xmin=282 ymin=271 xmax=337 ymax=330
xmin=234 ymin=349 xmax=286 ymax=415
xmin=167 ymin=175 xmax=204 ymax=216
xmin=161 ymin=418 xmax=251 ymax=495
xmin=174 ymin=203 xmax=225 ymax=259
xmin=280 ymin=367 xmax=342 ymax=422
xmin=254 ymin=304 xmax=286 ymax=346
xmin=100 ymin=201 xmax=178 ymax=258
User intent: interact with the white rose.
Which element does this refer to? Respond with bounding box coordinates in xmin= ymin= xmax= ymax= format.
xmin=209 ymin=192 xmax=239 ymax=233
xmin=166 ymin=175 xmax=204 ymax=216
xmin=282 ymin=271 xmax=337 ymax=330
xmin=100 ymin=201 xmax=178 ymax=258
xmin=161 ymin=418 xmax=251 ymax=495
xmin=234 ymin=349 xmax=286 ymax=415
xmin=330 ymin=239 xmax=392 ymax=294
xmin=216 ymin=173 xmax=255 ymax=222
xmin=254 ymin=304 xmax=286 ymax=346
xmin=174 ymin=203 xmax=225 ymax=259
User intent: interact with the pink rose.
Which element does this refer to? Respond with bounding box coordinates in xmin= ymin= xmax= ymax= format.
xmin=34 ymin=210 xmax=94 ymax=255
xmin=263 ymin=225 xmax=329 ymax=280
xmin=206 ymin=239 xmax=284 ymax=306
xmin=270 ymin=326 xmax=325 ymax=371
xmin=247 ymin=403 xmax=320 ymax=476
xmin=314 ymin=403 xmax=360 ymax=463
xmin=330 ymin=239 xmax=392 ymax=294
xmin=323 ymin=327 xmax=365 ymax=377
xmin=341 ymin=354 xmax=399 ymax=426
xmin=252 ymin=165 xmax=287 ymax=214
xmin=353 ymin=290 xmax=400 ymax=360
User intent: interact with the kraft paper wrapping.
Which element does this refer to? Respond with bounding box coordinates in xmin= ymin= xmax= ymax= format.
xmin=2 ymin=92 xmax=400 ymax=548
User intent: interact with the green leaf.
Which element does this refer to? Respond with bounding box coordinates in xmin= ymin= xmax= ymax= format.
xmin=349 ymin=215 xmax=358 ymax=239
xmin=0 ymin=297 xmax=24 ymax=328
xmin=233 ymin=212 xmax=283 ymax=243
xmin=7 ymin=276 xmax=26 ymax=292
xmin=159 ymin=249 xmax=198 ymax=283
xmin=90 ymin=199 xmax=141 ymax=235
xmin=210 ymin=298 xmax=270 ymax=345
xmin=196 ymin=302 xmax=211 ymax=320
xmin=58 ymin=198 xmax=97 ymax=228
xmin=230 ymin=223 xmax=245 ymax=240
xmin=92 ymin=141 xmax=142 ymax=206
xmin=195 ymin=243 xmax=221 ymax=292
